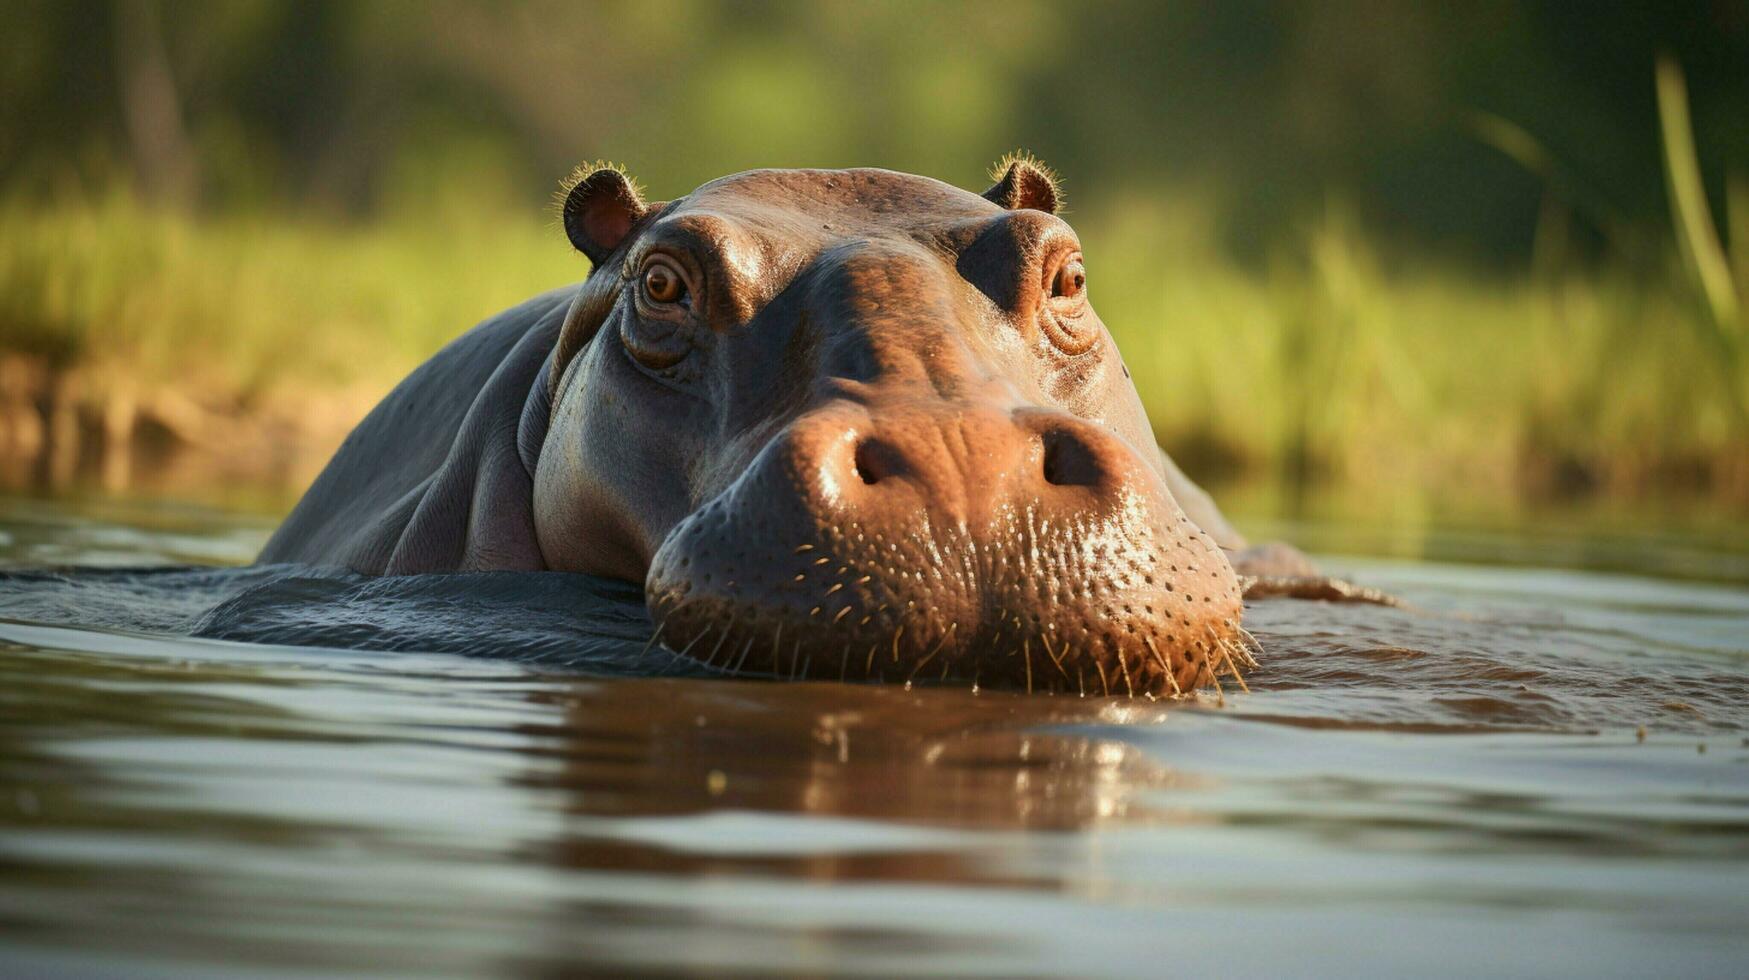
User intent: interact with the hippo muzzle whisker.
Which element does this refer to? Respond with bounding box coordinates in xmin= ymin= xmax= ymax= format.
xmin=1229 ymin=649 xmax=1252 ymax=693
xmin=1235 ymin=625 xmax=1265 ymax=665
xmin=636 ymin=618 xmax=668 ymax=662
xmin=728 ymin=633 xmax=757 ymax=675
xmin=675 ymin=627 xmax=711 ymax=661
xmin=1203 ymin=658 xmax=1227 ymax=706
xmin=905 ymin=622 xmax=957 ymax=684
xmin=1204 ymin=626 xmax=1251 ymax=691
xmin=704 ymin=617 xmax=737 ymax=666
xmin=1219 ymin=638 xmax=1251 ymax=694
xmin=1039 ymin=634 xmax=1071 ymax=682
xmin=1142 ymin=635 xmax=1184 ymax=697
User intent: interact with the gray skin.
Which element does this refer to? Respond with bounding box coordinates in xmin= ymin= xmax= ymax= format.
xmin=261 ymin=161 xmax=1308 ymax=695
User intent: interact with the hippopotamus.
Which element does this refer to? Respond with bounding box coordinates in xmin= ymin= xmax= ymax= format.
xmin=261 ymin=158 xmax=1307 ymax=696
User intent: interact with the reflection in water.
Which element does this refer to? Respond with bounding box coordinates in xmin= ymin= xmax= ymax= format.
xmin=524 ymin=679 xmax=1199 ymax=889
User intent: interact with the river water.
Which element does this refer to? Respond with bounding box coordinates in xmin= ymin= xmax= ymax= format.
xmin=1 ymin=494 xmax=1745 ymax=977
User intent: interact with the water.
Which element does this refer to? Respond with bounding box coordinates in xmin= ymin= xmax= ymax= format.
xmin=1 ymin=494 xmax=1746 ymax=977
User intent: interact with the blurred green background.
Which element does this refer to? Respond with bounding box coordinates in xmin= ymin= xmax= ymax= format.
xmin=2 ymin=0 xmax=1747 ymax=526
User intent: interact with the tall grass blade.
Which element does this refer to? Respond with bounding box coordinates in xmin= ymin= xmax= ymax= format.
xmin=1656 ymin=53 xmax=1740 ymax=336
xmin=1656 ymin=53 xmax=1746 ymax=430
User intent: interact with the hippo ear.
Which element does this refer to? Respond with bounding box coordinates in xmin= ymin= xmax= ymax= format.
xmin=559 ymin=165 xmax=649 ymax=264
xmin=982 ymin=153 xmax=1060 ymax=214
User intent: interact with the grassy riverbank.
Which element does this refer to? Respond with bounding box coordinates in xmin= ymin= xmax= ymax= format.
xmin=0 ymin=190 xmax=579 ymax=492
xmin=1 ymin=187 xmax=1745 ymax=506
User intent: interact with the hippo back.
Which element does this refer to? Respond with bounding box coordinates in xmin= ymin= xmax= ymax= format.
xmin=259 ymin=286 xmax=575 ymax=572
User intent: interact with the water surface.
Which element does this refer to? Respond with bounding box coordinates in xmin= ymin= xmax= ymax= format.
xmin=1 ymin=494 xmax=1746 ymax=977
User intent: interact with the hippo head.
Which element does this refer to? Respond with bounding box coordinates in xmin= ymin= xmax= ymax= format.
xmin=532 ymin=160 xmax=1246 ymax=695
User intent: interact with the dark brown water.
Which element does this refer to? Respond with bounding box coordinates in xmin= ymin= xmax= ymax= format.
xmin=1 ymin=494 xmax=1746 ymax=977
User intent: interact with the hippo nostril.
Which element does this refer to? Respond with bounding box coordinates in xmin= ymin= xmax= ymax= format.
xmin=852 ymin=438 xmax=897 ymax=486
xmin=1041 ymin=429 xmax=1100 ymax=487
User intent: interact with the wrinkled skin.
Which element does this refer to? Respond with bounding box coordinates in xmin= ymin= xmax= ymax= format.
xmin=262 ymin=162 xmax=1304 ymax=695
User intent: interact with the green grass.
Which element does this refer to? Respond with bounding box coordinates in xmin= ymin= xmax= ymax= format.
xmin=1090 ymin=194 xmax=1747 ymax=502
xmin=0 ymin=189 xmax=581 ymax=398
xmin=1 ymin=186 xmax=1745 ymax=505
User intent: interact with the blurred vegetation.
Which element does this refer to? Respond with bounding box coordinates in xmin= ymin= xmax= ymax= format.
xmin=1 ymin=0 xmax=1747 ymax=508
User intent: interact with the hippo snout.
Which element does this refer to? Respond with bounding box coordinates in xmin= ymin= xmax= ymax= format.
xmin=646 ymin=400 xmax=1247 ymax=696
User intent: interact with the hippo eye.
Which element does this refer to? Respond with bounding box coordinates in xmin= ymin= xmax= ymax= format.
xmin=1040 ymin=251 xmax=1096 ymax=355
xmin=642 ymin=259 xmax=687 ymax=305
xmin=1051 ymin=255 xmax=1087 ymax=300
